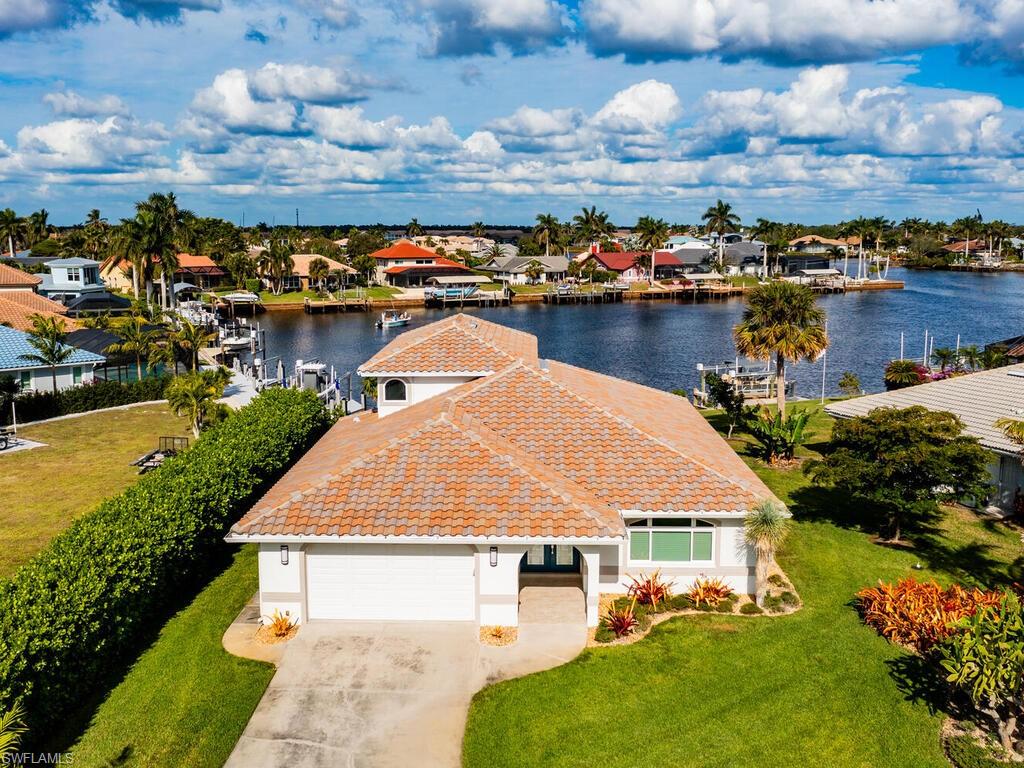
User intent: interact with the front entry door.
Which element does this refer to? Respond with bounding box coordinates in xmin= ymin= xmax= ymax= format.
xmin=521 ymin=544 xmax=580 ymax=573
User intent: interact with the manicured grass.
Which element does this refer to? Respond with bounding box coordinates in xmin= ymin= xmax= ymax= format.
xmin=258 ymin=289 xmax=318 ymax=304
xmin=463 ymin=403 xmax=1021 ymax=768
xmin=70 ymin=546 xmax=275 ymax=768
xmin=0 ymin=405 xmax=187 ymax=578
xmin=346 ymin=285 xmax=401 ymax=299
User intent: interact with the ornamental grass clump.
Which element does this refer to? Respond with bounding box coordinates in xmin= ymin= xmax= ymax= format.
xmin=603 ymin=601 xmax=640 ymax=638
xmin=0 ymin=388 xmax=329 ymax=740
xmin=687 ymin=577 xmax=734 ymax=609
xmin=856 ymin=578 xmax=1002 ymax=653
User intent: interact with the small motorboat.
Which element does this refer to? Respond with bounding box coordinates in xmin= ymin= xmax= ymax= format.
xmin=376 ymin=310 xmax=410 ymax=329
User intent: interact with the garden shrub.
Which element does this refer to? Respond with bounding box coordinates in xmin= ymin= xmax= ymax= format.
xmin=781 ymin=591 xmax=799 ymax=606
xmin=593 ymin=626 xmax=616 ymax=644
xmin=244 ymin=278 xmax=261 ymax=293
xmin=947 ymin=735 xmax=1014 ymax=768
xmin=713 ymin=597 xmax=737 ymax=613
xmin=767 ymin=574 xmax=786 ymax=588
xmin=0 ymin=388 xmax=329 ymax=740
xmin=763 ymin=595 xmax=784 ymax=613
xmin=3 ymin=376 xmax=171 ymax=425
xmin=740 ymin=602 xmax=764 ymax=615
xmin=669 ymin=594 xmax=694 ymax=611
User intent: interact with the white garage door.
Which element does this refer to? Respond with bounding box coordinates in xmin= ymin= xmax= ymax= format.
xmin=305 ymin=544 xmax=477 ymax=621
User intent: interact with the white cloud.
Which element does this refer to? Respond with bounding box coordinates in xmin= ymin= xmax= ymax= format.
xmin=248 ymin=62 xmax=373 ymax=105
xmin=189 ymin=69 xmax=301 ymax=134
xmin=592 ymin=79 xmax=682 ymax=132
xmin=399 ymin=0 xmax=568 ymax=56
xmin=43 ymin=90 xmax=130 ymax=118
xmin=15 ymin=116 xmax=169 ymax=172
xmin=304 ymin=106 xmax=399 ymax=148
xmin=296 ymin=0 xmax=361 ymax=29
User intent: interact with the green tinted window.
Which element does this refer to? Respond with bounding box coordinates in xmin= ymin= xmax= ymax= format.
xmin=692 ymin=532 xmax=713 ymax=561
xmin=652 ymin=531 xmax=690 ymax=561
xmin=629 ymin=531 xmax=650 ymax=560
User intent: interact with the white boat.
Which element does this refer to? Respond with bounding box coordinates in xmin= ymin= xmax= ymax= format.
xmin=219 ymin=323 xmax=252 ymax=350
xmin=376 ymin=310 xmax=410 ymax=329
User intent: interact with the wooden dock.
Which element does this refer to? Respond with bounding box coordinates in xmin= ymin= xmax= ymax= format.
xmin=303 ymin=296 xmax=371 ymax=313
xmin=425 ymin=290 xmax=510 ymax=308
xmin=542 ymin=287 xmax=624 ymax=304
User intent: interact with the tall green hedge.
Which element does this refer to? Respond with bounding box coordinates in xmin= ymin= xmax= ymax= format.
xmin=0 ymin=388 xmax=329 ymax=739
xmin=4 ymin=376 xmax=171 ymax=425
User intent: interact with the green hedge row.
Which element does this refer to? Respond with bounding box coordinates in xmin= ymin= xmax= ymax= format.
xmin=4 ymin=376 xmax=171 ymax=425
xmin=0 ymin=388 xmax=329 ymax=738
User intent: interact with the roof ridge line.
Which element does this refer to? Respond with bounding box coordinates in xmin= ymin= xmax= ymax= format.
xmin=539 ymin=362 xmax=765 ymax=499
xmin=449 ymin=410 xmax=622 ymax=537
xmin=358 ymin=316 xmax=469 ymax=372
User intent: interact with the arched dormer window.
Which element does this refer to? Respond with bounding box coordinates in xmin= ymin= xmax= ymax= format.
xmin=382 ymin=378 xmax=408 ymax=403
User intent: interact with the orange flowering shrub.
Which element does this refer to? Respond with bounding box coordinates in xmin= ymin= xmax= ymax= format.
xmin=856 ymin=578 xmax=1002 ymax=652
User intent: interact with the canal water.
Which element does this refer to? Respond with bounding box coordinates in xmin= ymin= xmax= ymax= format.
xmin=253 ymin=268 xmax=1024 ymax=400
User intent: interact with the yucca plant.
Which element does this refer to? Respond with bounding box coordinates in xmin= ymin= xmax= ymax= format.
xmin=627 ymin=571 xmax=672 ymax=610
xmin=0 ymin=702 xmax=26 ymax=760
xmin=603 ymin=599 xmax=640 ymax=638
xmin=744 ymin=500 xmax=791 ymax=607
xmin=687 ymin=577 xmax=734 ymax=609
xmin=747 ymin=408 xmax=809 ymax=465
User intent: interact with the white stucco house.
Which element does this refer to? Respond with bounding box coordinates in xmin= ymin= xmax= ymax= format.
xmin=227 ymin=314 xmax=777 ymax=628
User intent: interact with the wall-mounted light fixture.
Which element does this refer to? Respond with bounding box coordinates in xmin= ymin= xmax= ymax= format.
xmin=280 ymin=545 xmax=290 ymax=565
xmin=489 ymin=546 xmax=498 ymax=567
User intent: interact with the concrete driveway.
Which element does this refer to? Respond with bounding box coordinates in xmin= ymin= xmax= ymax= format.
xmin=224 ymin=586 xmax=586 ymax=768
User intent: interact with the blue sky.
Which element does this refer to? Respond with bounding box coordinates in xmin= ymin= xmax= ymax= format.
xmin=2 ymin=0 xmax=1024 ymax=225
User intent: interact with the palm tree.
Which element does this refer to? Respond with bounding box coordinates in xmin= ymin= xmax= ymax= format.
xmin=406 ymin=218 xmax=423 ymax=238
xmin=734 ymin=282 xmax=828 ymax=414
xmin=534 ymin=213 xmax=560 ymax=260
xmin=308 ymin=256 xmax=330 ymax=291
xmin=701 ymin=200 xmax=740 ymax=271
xmin=524 ymin=259 xmax=545 ymax=284
xmin=258 ymin=240 xmax=295 ymax=295
xmin=572 ymin=206 xmax=613 ymax=245
xmin=166 ymin=370 xmax=222 ymax=438
xmin=105 ymin=315 xmax=157 ymax=381
xmin=959 ymin=344 xmax=981 ymax=371
xmin=0 ymin=208 xmax=24 ymax=260
xmin=980 ymin=348 xmax=1008 ymax=370
xmin=108 ymin=218 xmax=147 ymax=299
xmin=996 ymin=417 xmax=1024 ymax=449
xmin=634 ymin=215 xmax=670 ymax=284
xmin=19 ymin=314 xmax=74 ymax=392
xmin=26 ymin=209 xmax=50 ymax=245
xmin=0 ymin=702 xmax=27 ymax=760
xmin=485 ymin=243 xmax=504 ymax=261
xmin=931 ymin=346 xmax=957 ymax=372
xmin=744 ymin=500 xmax=791 ymax=607
xmin=470 ymin=221 xmax=486 ymax=239
xmin=172 ymin=319 xmax=217 ymax=371
xmin=136 ymin=191 xmax=192 ymax=309
xmin=884 ymin=359 xmax=922 ymax=390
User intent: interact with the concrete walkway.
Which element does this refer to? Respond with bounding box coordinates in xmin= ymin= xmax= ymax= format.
xmin=224 ymin=587 xmax=586 ymax=768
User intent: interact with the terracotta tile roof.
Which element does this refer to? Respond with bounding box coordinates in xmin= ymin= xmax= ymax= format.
xmin=0 ymin=291 xmax=77 ymax=332
xmin=371 ymin=241 xmax=442 ymax=261
xmin=233 ymin=319 xmax=776 ymax=541
xmin=0 ymin=263 xmax=42 ymax=288
xmin=359 ymin=314 xmax=538 ymax=375
xmin=383 ymin=257 xmax=470 ymax=275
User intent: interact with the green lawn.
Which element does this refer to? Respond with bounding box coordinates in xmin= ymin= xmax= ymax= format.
xmin=463 ymin=403 xmax=1022 ymax=768
xmin=69 ymin=546 xmax=275 ymax=768
xmin=0 ymin=405 xmax=187 ymax=578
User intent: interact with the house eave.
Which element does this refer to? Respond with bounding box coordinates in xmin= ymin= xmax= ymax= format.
xmin=225 ymin=533 xmax=626 ymax=545
xmin=356 ymin=369 xmax=495 ymax=378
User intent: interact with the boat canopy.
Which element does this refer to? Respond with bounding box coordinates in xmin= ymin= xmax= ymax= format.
xmin=425 ymin=275 xmax=489 ymax=285
xmin=796 ymin=268 xmax=842 ymax=276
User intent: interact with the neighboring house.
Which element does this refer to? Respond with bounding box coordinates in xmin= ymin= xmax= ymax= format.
xmin=0 ymin=291 xmax=76 ymax=332
xmin=38 ymin=258 xmax=105 ymax=303
xmin=943 ymin=240 xmax=998 ymax=264
xmin=103 ymin=253 xmax=227 ymax=293
xmin=477 ymin=254 xmax=569 ymax=284
xmin=826 ymin=364 xmax=1024 ymax=513
xmin=227 ymin=314 xmax=775 ymax=627
xmin=0 ymin=325 xmax=105 ymax=392
xmin=409 ymin=234 xmax=495 ymax=260
xmin=582 ymin=251 xmax=686 ymax=282
xmin=987 ymin=334 xmax=1024 ymax=364
xmin=788 ymin=235 xmax=849 ymax=254
xmin=0 ymin=262 xmax=42 ymax=293
xmin=779 ymin=254 xmax=830 ymax=275
xmin=370 ymin=241 xmax=473 ymax=287
xmin=277 ymin=254 xmax=356 ymax=292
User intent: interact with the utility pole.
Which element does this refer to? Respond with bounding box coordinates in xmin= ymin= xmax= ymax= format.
xmin=296 ymin=208 xmax=299 ymax=227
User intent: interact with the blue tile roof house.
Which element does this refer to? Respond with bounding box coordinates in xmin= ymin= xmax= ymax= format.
xmin=0 ymin=325 xmax=106 ymax=392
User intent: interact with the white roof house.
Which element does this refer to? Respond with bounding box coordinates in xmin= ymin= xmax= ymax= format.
xmin=826 ymin=365 xmax=1024 ymax=511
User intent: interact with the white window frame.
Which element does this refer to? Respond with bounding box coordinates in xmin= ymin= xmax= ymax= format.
xmin=66 ymin=267 xmax=81 ymax=282
xmin=381 ymin=378 xmax=409 ymax=403
xmin=626 ymin=517 xmax=715 ymax=565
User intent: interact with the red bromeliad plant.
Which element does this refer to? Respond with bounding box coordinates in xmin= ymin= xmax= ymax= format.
xmin=687 ymin=576 xmax=733 ymax=608
xmin=604 ymin=601 xmax=640 ymax=638
xmin=627 ymin=571 xmax=672 ymax=609
xmin=856 ymin=578 xmax=1002 ymax=653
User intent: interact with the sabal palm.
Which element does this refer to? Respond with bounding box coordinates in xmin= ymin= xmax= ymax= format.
xmin=0 ymin=208 xmax=23 ymax=259
xmin=980 ymin=348 xmax=1008 ymax=370
xmin=258 ymin=241 xmax=295 ymax=295
xmin=27 ymin=209 xmax=49 ymax=245
xmin=931 ymin=346 xmax=957 ymax=372
xmin=166 ymin=370 xmax=220 ymax=438
xmin=572 ymin=206 xmax=613 ymax=244
xmin=308 ymin=256 xmax=330 ymax=290
xmin=172 ymin=319 xmax=217 ymax=371
xmin=109 ymin=218 xmax=147 ymax=299
xmin=470 ymin=221 xmax=486 ymax=239
xmin=701 ymin=200 xmax=740 ymax=269
xmin=534 ymin=213 xmax=559 ymax=259
xmin=634 ymin=215 xmax=669 ymax=282
xmin=734 ymin=281 xmax=828 ymax=414
xmin=959 ymin=344 xmax=981 ymax=371
xmin=406 ymin=218 xmax=423 ymax=237
xmin=744 ymin=500 xmax=791 ymax=607
xmin=105 ymin=315 xmax=157 ymax=381
xmin=20 ymin=314 xmax=73 ymax=392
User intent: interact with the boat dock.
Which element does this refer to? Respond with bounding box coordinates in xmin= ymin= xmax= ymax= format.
xmin=543 ymin=286 xmax=625 ymax=304
xmin=424 ymin=289 xmax=510 ymax=308
xmin=303 ymin=294 xmax=371 ymax=313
